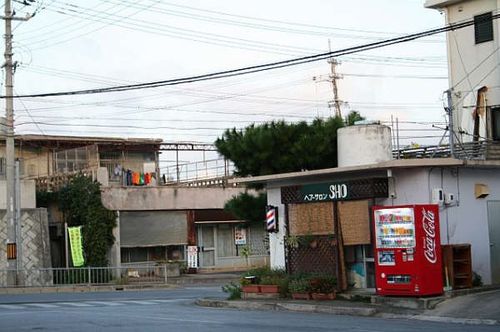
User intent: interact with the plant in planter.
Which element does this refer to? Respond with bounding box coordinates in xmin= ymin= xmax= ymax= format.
xmin=309 ymin=275 xmax=337 ymax=300
xmin=240 ymin=276 xmax=260 ymax=293
xmin=259 ymin=275 xmax=282 ymax=293
xmin=289 ymin=277 xmax=312 ymax=300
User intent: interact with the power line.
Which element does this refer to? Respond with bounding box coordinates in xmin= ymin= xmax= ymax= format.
xmin=99 ymin=0 xmax=446 ymax=43
xmin=6 ymin=13 xmax=497 ymax=100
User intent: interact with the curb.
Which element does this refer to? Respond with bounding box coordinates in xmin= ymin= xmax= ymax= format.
xmin=196 ymin=298 xmax=499 ymax=325
xmin=195 ymin=298 xmax=377 ymax=317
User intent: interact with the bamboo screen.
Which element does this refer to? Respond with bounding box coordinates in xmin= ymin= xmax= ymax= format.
xmin=338 ymin=200 xmax=371 ymax=245
xmin=288 ymin=202 xmax=334 ymax=236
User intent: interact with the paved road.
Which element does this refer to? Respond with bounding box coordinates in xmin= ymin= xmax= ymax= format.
xmin=0 ymin=286 xmax=497 ymax=331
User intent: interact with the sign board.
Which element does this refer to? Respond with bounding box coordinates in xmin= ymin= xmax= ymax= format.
xmin=282 ymin=178 xmax=389 ymax=204
xmin=187 ymin=246 xmax=198 ymax=268
xmin=235 ymin=227 xmax=247 ymax=245
xmin=300 ymin=182 xmax=349 ymax=202
xmin=68 ymin=226 xmax=85 ymax=267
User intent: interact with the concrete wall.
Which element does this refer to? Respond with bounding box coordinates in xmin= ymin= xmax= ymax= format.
xmin=427 ymin=0 xmax=500 ymax=142
xmin=0 ymin=180 xmax=36 ymax=209
xmin=376 ymin=166 xmax=500 ymax=284
xmin=0 ymin=208 xmax=52 ymax=287
xmin=101 ymin=187 xmax=248 ymax=210
xmin=0 ymin=146 xmax=51 ymax=178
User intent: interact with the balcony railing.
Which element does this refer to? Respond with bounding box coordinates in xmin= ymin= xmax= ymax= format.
xmin=162 ymin=158 xmax=235 ymax=186
xmin=393 ymin=140 xmax=500 ymax=160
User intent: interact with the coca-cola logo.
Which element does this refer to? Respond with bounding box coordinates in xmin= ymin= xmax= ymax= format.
xmin=422 ymin=208 xmax=437 ymax=263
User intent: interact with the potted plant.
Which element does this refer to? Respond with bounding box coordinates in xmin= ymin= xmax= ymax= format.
xmin=240 ymin=277 xmax=260 ymax=293
xmin=310 ymin=275 xmax=337 ymax=300
xmin=289 ymin=277 xmax=311 ymax=300
xmin=259 ymin=275 xmax=281 ymax=293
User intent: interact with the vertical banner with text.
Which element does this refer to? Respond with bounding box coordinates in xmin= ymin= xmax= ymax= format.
xmin=68 ymin=226 xmax=85 ymax=267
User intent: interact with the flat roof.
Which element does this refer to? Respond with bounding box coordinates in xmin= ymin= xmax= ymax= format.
xmin=229 ymin=158 xmax=500 ymax=185
xmin=14 ymin=134 xmax=163 ymax=145
xmin=424 ymin=0 xmax=465 ymax=9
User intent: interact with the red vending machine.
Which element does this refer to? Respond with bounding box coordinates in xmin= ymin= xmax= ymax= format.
xmin=372 ymin=204 xmax=443 ymax=296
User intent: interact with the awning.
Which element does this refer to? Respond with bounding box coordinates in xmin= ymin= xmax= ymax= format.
xmin=120 ymin=211 xmax=187 ymax=247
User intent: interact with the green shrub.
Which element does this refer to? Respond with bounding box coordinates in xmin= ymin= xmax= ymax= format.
xmin=289 ymin=278 xmax=311 ymax=293
xmin=309 ymin=275 xmax=337 ymax=293
xmin=222 ymin=282 xmax=242 ymax=300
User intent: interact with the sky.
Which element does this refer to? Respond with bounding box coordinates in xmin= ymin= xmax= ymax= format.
xmin=2 ymin=0 xmax=450 ymax=169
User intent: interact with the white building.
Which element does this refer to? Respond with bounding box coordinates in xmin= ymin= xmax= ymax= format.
xmin=232 ymin=124 xmax=500 ymax=289
xmin=425 ymin=0 xmax=500 ymax=145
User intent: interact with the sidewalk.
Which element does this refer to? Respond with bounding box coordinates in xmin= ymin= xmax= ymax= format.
xmin=0 ymin=272 xmax=241 ymax=295
xmin=196 ymin=287 xmax=500 ymax=326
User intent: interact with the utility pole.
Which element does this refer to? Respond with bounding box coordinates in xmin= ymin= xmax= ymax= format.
xmin=2 ymin=0 xmax=33 ymax=286
xmin=327 ymin=57 xmax=343 ymax=118
xmin=445 ymin=89 xmax=455 ymax=158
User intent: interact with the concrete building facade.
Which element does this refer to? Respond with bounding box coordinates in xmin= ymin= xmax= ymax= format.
xmin=425 ymin=0 xmax=500 ymax=145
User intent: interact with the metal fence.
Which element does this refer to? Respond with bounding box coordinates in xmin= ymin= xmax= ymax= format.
xmin=393 ymin=140 xmax=500 ymax=160
xmin=162 ymin=158 xmax=234 ymax=185
xmin=0 ymin=265 xmax=169 ymax=288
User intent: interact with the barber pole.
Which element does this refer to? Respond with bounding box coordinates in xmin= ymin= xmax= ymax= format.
xmin=266 ymin=206 xmax=278 ymax=233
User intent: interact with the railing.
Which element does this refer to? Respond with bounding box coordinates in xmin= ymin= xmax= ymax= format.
xmin=0 ymin=265 xmax=169 ymax=288
xmin=393 ymin=140 xmax=500 ymax=160
xmin=162 ymin=158 xmax=235 ymax=185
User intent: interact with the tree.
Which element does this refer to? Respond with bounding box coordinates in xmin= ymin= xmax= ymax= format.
xmin=215 ymin=116 xmax=347 ymax=177
xmin=223 ymin=192 xmax=267 ymax=224
xmin=58 ymin=175 xmax=116 ymax=267
xmin=216 ymin=112 xmax=364 ymax=222
xmin=345 ymin=111 xmax=364 ymax=126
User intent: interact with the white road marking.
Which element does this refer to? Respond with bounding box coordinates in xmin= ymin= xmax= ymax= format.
xmin=83 ymin=301 xmax=125 ymax=306
xmin=0 ymin=304 xmax=26 ymax=310
xmin=122 ymin=300 xmax=158 ymax=305
xmin=148 ymin=299 xmax=186 ymax=303
xmin=58 ymin=302 xmax=94 ymax=307
xmin=23 ymin=303 xmax=59 ymax=308
xmin=0 ymin=298 xmax=188 ymax=311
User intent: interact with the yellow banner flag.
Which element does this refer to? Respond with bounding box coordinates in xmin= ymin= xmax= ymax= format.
xmin=68 ymin=226 xmax=85 ymax=267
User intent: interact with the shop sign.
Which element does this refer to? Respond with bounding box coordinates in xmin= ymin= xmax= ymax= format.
xmin=235 ymin=227 xmax=247 ymax=245
xmin=68 ymin=226 xmax=85 ymax=267
xmin=187 ymin=246 xmax=198 ymax=268
xmin=300 ymin=182 xmax=349 ymax=202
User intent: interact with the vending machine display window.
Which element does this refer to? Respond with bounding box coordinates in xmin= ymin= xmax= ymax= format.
xmin=374 ymin=208 xmax=416 ymax=248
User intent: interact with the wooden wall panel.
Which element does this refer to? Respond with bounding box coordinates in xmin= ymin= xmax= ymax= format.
xmin=288 ymin=202 xmax=334 ymax=235
xmin=338 ymin=200 xmax=371 ymax=245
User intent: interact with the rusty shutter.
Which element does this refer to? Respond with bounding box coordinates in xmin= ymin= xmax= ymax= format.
xmin=120 ymin=211 xmax=187 ymax=247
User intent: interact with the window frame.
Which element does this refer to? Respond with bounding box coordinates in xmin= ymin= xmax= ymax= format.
xmin=474 ymin=12 xmax=494 ymax=44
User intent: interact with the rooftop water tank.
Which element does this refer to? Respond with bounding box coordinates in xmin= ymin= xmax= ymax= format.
xmin=337 ymin=124 xmax=392 ymax=167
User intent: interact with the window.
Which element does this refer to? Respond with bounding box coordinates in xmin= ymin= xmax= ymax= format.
xmin=492 ymin=107 xmax=500 ymax=141
xmin=0 ymin=157 xmax=5 ymax=176
xmin=474 ymin=12 xmax=493 ymax=44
